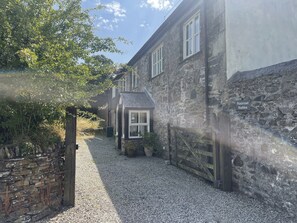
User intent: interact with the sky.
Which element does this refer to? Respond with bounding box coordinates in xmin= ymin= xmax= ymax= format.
xmin=81 ymin=0 xmax=182 ymax=65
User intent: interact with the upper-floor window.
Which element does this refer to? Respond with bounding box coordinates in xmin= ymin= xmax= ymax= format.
xmin=125 ymin=75 xmax=129 ymax=91
xmin=131 ymin=68 xmax=138 ymax=89
xmin=183 ymin=13 xmax=200 ymax=59
xmin=112 ymin=87 xmax=116 ymax=98
xmin=118 ymin=78 xmax=126 ymax=92
xmin=151 ymin=44 xmax=163 ymax=78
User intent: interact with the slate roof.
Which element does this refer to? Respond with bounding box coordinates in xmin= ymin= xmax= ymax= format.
xmin=120 ymin=92 xmax=155 ymax=109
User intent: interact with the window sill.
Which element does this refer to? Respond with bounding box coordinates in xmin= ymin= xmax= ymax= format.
xmin=184 ymin=51 xmax=200 ymax=60
xmin=180 ymin=51 xmax=201 ymax=65
xmin=150 ymin=71 xmax=164 ymax=81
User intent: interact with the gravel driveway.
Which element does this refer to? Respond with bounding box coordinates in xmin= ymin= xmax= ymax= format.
xmin=39 ymin=136 xmax=294 ymax=223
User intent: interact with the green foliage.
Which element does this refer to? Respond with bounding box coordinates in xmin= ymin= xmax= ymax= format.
xmin=0 ymin=0 xmax=121 ymax=105
xmin=125 ymin=140 xmax=138 ymax=157
xmin=77 ymin=109 xmax=100 ymax=121
xmin=143 ymin=132 xmax=163 ymax=156
xmin=143 ymin=132 xmax=159 ymax=147
xmin=0 ymin=95 xmax=64 ymax=146
xmin=0 ymin=0 xmax=124 ymax=147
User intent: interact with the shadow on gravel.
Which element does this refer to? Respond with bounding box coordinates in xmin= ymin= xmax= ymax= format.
xmin=85 ymin=136 xmax=293 ymax=223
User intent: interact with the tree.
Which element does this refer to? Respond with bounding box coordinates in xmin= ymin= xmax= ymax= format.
xmin=0 ymin=0 xmax=119 ymax=105
xmin=0 ymin=0 xmax=121 ymax=145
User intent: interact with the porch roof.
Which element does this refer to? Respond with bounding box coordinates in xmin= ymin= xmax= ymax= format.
xmin=120 ymin=92 xmax=155 ymax=109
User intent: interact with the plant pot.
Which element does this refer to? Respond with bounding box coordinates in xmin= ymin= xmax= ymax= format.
xmin=126 ymin=148 xmax=136 ymax=157
xmin=144 ymin=146 xmax=153 ymax=157
xmin=125 ymin=140 xmax=138 ymax=157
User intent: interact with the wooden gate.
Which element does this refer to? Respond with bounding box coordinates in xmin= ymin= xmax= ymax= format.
xmin=167 ymin=112 xmax=232 ymax=191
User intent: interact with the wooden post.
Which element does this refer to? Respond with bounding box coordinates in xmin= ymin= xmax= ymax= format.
xmin=211 ymin=113 xmax=221 ymax=189
xmin=218 ymin=112 xmax=232 ymax=192
xmin=64 ymin=107 xmax=77 ymax=206
xmin=174 ymin=129 xmax=178 ymax=167
xmin=167 ymin=123 xmax=172 ymax=165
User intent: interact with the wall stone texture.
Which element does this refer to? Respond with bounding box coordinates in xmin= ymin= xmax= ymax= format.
xmin=228 ymin=59 xmax=297 ymax=217
xmin=206 ymin=0 xmax=228 ymax=116
xmin=0 ymin=144 xmax=64 ymax=222
xmin=131 ymin=1 xmax=208 ymax=158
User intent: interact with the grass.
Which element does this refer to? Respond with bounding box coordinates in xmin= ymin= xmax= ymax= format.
xmin=51 ymin=111 xmax=101 ymax=141
xmin=51 ymin=122 xmax=65 ymax=140
xmin=76 ymin=116 xmax=100 ymax=139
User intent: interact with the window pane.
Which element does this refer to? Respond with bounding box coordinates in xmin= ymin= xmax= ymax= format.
xmin=139 ymin=126 xmax=148 ymax=136
xmin=189 ymin=22 xmax=192 ymax=38
xmin=186 ymin=25 xmax=190 ymax=39
xmin=195 ymin=34 xmax=199 ymax=53
xmin=135 ymin=75 xmax=138 ymax=87
xmin=189 ymin=38 xmax=192 ymax=55
xmin=157 ymin=61 xmax=160 ymax=74
xmin=130 ymin=126 xmax=138 ymax=137
xmin=195 ymin=16 xmax=199 ymax=35
xmin=131 ymin=112 xmax=138 ymax=124
xmin=186 ymin=40 xmax=190 ymax=56
xmin=139 ymin=112 xmax=147 ymax=123
xmin=158 ymin=48 xmax=160 ymax=61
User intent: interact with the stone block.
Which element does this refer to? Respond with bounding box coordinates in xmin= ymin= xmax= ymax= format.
xmin=0 ymin=172 xmax=10 ymax=178
xmin=233 ymin=156 xmax=244 ymax=167
xmin=0 ymin=146 xmax=64 ymax=222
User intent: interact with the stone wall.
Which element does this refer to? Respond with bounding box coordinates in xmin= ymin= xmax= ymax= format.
xmin=0 ymin=144 xmax=64 ymax=222
xmin=228 ymin=59 xmax=297 ymax=217
xmin=131 ymin=0 xmax=207 ymax=157
xmin=206 ymin=0 xmax=228 ymax=116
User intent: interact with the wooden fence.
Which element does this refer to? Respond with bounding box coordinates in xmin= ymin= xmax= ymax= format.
xmin=167 ymin=112 xmax=232 ymax=191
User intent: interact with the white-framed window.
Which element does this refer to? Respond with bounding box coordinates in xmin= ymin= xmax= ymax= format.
xmin=125 ymin=75 xmax=129 ymax=91
xmin=151 ymin=44 xmax=163 ymax=78
xmin=183 ymin=13 xmax=200 ymax=59
xmin=118 ymin=78 xmax=126 ymax=92
xmin=131 ymin=68 xmax=138 ymax=89
xmin=115 ymin=106 xmax=119 ymax=136
xmin=112 ymin=87 xmax=116 ymax=98
xmin=129 ymin=110 xmax=150 ymax=138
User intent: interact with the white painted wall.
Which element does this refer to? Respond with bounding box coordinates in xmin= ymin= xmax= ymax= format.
xmin=225 ymin=0 xmax=297 ymax=79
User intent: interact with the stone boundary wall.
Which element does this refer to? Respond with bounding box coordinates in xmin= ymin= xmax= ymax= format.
xmin=227 ymin=60 xmax=297 ymax=217
xmin=0 ymin=144 xmax=64 ymax=222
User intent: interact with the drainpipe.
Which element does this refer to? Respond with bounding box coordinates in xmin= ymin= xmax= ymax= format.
xmin=203 ymin=0 xmax=210 ymax=126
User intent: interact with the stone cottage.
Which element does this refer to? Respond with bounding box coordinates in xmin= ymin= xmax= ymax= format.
xmin=108 ymin=0 xmax=297 ymax=217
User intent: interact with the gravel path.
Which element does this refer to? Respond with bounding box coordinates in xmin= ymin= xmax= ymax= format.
xmin=39 ymin=136 xmax=294 ymax=223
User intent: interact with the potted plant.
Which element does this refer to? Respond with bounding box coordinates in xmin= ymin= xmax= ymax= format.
xmin=143 ymin=132 xmax=158 ymax=157
xmin=125 ymin=140 xmax=137 ymax=157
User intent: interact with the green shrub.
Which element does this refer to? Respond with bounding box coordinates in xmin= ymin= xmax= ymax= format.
xmin=0 ymin=95 xmax=64 ymax=148
xmin=143 ymin=132 xmax=163 ymax=157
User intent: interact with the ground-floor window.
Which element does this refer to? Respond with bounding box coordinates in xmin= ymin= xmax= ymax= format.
xmin=129 ymin=110 xmax=150 ymax=138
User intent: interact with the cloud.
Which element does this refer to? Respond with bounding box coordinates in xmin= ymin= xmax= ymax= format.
xmin=95 ymin=1 xmax=126 ymax=31
xmin=105 ymin=1 xmax=126 ymax=17
xmin=97 ymin=15 xmax=123 ymax=31
xmin=139 ymin=21 xmax=149 ymax=28
xmin=141 ymin=0 xmax=173 ymax=11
